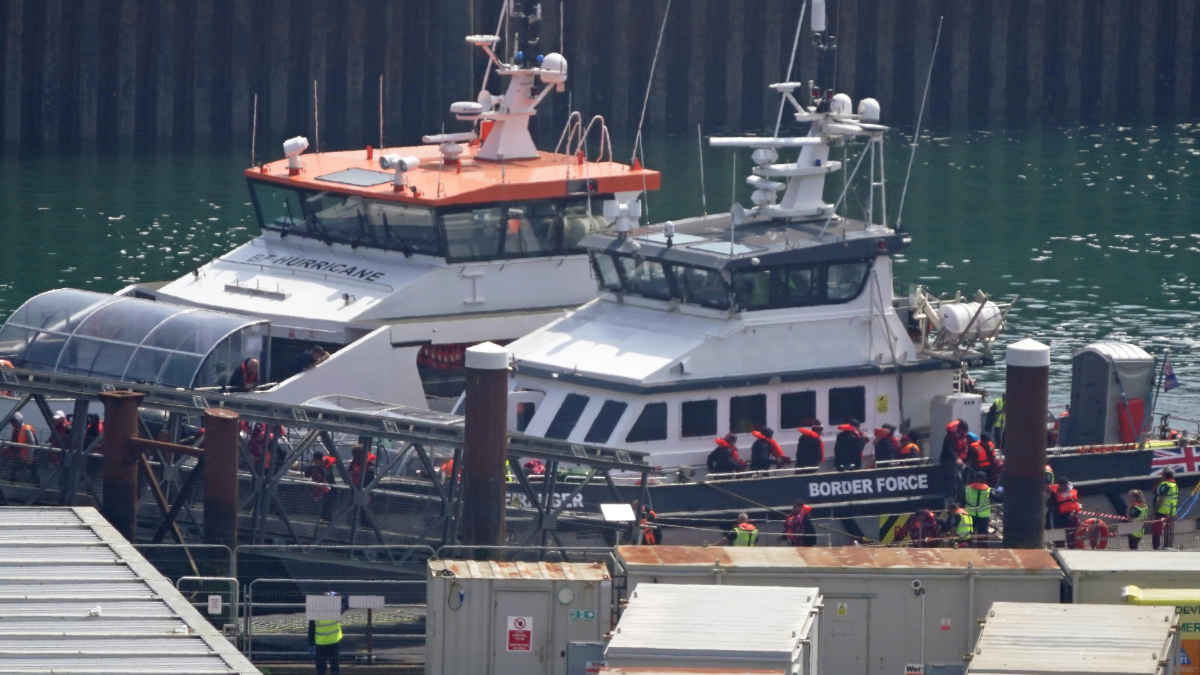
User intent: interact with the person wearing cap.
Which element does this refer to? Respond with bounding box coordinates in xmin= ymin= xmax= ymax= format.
xmin=1153 ymin=468 xmax=1179 ymax=549
xmin=1047 ymin=476 xmax=1082 ymax=548
xmin=873 ymin=424 xmax=899 ymax=463
xmin=3 ymin=412 xmax=37 ymax=484
xmin=48 ymin=410 xmax=71 ymax=466
xmin=308 ymin=591 xmax=343 ymax=675
xmin=749 ymin=427 xmax=789 ymax=471
xmin=795 ymin=419 xmax=825 ymax=468
xmin=833 ymin=419 xmax=866 ymax=471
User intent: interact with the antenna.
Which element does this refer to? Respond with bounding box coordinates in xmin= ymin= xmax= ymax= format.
xmin=729 ymin=154 xmax=738 ymax=248
xmin=313 ymin=80 xmax=320 ymax=153
xmin=774 ymin=1 xmax=808 ymax=136
xmin=379 ymin=75 xmax=384 ymax=150
xmin=629 ymin=0 xmax=673 ymax=166
xmin=250 ymin=93 xmax=257 ymax=166
xmin=895 ymin=16 xmax=944 ymax=232
xmin=697 ymin=125 xmax=708 ymax=215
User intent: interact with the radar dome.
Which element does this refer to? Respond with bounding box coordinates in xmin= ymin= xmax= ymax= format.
xmin=540 ymin=53 xmax=568 ymax=83
xmin=830 ymin=93 xmax=852 ymax=115
xmin=858 ymin=97 xmax=881 ymax=122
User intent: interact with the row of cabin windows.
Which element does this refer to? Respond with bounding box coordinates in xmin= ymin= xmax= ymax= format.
xmin=249 ymin=181 xmax=608 ymax=262
xmin=591 ymin=252 xmax=873 ymax=311
xmin=529 ymin=386 xmax=867 ymax=445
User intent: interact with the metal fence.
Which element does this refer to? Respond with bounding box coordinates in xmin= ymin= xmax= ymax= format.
xmin=177 ymin=576 xmax=240 ymax=636
xmin=244 ymin=578 xmax=426 ymax=665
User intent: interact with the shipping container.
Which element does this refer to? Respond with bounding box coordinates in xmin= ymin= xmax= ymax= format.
xmin=966 ymin=601 xmax=1179 ymax=675
xmin=1055 ymin=550 xmax=1200 ymax=604
xmin=618 ymin=546 xmax=1062 ymax=675
xmin=426 ymin=560 xmax=612 ymax=675
xmin=605 ymin=583 xmax=820 ymax=675
xmin=1124 ymin=586 xmax=1200 ymax=675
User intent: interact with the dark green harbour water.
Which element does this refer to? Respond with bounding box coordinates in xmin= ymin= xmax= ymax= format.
xmin=3 ymin=123 xmax=1199 ymax=420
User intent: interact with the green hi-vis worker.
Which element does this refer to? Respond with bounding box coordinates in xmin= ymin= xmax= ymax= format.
xmin=1126 ymin=489 xmax=1148 ymax=550
xmin=308 ymin=591 xmax=343 ymax=675
xmin=1153 ymin=469 xmax=1179 ymax=550
xmin=948 ymin=502 xmax=974 ymax=548
xmin=706 ymin=512 xmax=759 ymax=547
xmin=964 ymin=472 xmax=998 ymax=546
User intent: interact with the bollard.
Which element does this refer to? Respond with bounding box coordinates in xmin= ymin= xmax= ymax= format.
xmin=99 ymin=391 xmax=146 ymax=542
xmin=202 ymin=407 xmax=240 ymax=549
xmin=461 ymin=342 xmax=510 ymax=547
xmin=1001 ymin=338 xmax=1051 ymax=549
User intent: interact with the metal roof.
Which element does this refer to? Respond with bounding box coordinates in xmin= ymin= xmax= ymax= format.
xmin=966 ymin=602 xmax=1176 ymax=675
xmin=0 ymin=507 xmax=259 ymax=675
xmin=1074 ymin=341 xmax=1153 ymax=363
xmin=600 ymin=662 xmax=787 ymax=667
xmin=428 ymin=559 xmax=611 ymax=581
xmin=605 ymin=584 xmax=819 ymax=663
xmin=619 ymin=546 xmax=1062 ymax=574
xmin=1056 ymin=550 xmax=1200 ymax=575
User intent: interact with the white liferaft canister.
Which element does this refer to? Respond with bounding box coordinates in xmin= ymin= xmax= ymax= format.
xmin=938 ymin=301 xmax=1003 ymax=338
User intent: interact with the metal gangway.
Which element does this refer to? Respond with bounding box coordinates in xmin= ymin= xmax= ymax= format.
xmin=0 ymin=367 xmax=650 ymax=553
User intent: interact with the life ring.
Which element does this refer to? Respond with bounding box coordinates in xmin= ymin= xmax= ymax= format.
xmin=1075 ymin=518 xmax=1110 ymax=549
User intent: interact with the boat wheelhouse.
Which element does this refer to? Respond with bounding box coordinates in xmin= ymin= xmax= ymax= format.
xmin=504 ymin=57 xmax=1008 ymax=471
xmin=124 ymin=10 xmax=659 ymax=406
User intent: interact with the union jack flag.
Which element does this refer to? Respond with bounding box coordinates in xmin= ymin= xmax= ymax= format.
xmin=1163 ymin=357 xmax=1180 ymax=392
xmin=1151 ymin=446 xmax=1200 ymax=475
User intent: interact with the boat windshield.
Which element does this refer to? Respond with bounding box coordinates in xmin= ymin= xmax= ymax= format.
xmin=250 ymin=181 xmax=442 ymax=255
xmin=250 ymin=180 xmax=611 ymax=262
xmin=590 ymin=252 xmax=874 ymax=311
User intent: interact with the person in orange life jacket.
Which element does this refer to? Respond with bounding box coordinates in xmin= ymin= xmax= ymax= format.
xmin=306 ymin=449 xmax=338 ymax=522
xmin=968 ymin=432 xmax=999 ymax=485
xmin=939 ymin=420 xmax=970 ymax=466
xmin=833 ymin=419 xmax=867 ymax=471
xmin=1050 ymin=405 xmax=1070 ymax=447
xmin=873 ymin=424 xmax=900 ymax=463
xmin=228 ymin=358 xmax=259 ymax=392
xmin=783 ymin=499 xmax=817 ymax=547
xmin=795 ymin=419 xmax=825 ymax=468
xmin=348 ymin=444 xmax=377 ymax=488
xmin=707 ymin=433 xmax=745 ymax=476
xmin=750 ymin=427 xmax=790 ymax=471
xmin=247 ymin=423 xmax=274 ymax=470
xmin=1047 ymin=476 xmax=1082 ymax=547
xmin=896 ymin=433 xmax=922 ymax=460
xmin=632 ymin=501 xmax=662 ymax=545
xmin=4 ymin=412 xmax=38 ymax=484
xmin=896 ymin=508 xmax=942 ymax=548
xmin=706 ymin=512 xmax=758 ymax=546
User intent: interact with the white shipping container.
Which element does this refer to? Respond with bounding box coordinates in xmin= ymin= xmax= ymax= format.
xmin=605 ymin=583 xmax=820 ymax=675
xmin=618 ymin=546 xmax=1062 ymax=675
xmin=426 ymin=560 xmax=612 ymax=675
xmin=1056 ymin=550 xmax=1200 ymax=604
xmin=966 ymin=601 xmax=1179 ymax=675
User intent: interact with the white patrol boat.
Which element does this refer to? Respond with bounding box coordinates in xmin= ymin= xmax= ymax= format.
xmin=121 ymin=3 xmax=658 ymax=408
xmin=503 ymin=43 xmax=1010 ymax=472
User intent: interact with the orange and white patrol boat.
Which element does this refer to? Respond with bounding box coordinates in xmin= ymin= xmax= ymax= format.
xmin=124 ymin=12 xmax=660 ymax=407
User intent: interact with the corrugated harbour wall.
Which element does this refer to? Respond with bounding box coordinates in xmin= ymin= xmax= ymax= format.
xmin=3 ymin=0 xmax=1198 ymax=152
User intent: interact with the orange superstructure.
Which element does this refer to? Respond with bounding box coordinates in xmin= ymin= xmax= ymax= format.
xmin=248 ymin=144 xmax=660 ymax=207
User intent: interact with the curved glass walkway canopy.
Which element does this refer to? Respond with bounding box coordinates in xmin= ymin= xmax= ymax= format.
xmin=0 ymin=289 xmax=269 ymax=389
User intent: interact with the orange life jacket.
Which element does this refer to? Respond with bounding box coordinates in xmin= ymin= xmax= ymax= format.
xmin=713 ymin=437 xmax=741 ymax=462
xmin=898 ymin=442 xmax=920 ymax=458
xmin=1053 ymin=488 xmax=1080 ymax=514
xmin=968 ymin=441 xmax=993 ymax=468
xmin=751 ymin=430 xmax=785 ymax=458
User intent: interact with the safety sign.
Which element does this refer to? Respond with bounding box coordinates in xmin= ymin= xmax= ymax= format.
xmin=507 ymin=615 xmax=532 ymax=652
xmin=940 ymin=618 xmax=951 ymax=631
xmin=837 ymin=603 xmax=848 ymax=616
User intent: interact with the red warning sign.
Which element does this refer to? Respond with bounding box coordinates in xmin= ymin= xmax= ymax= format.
xmin=940 ymin=618 xmax=951 ymax=631
xmin=507 ymin=615 xmax=532 ymax=652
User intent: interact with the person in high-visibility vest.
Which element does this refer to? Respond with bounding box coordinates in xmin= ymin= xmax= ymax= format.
xmin=964 ymin=471 xmax=997 ymax=546
xmin=1126 ymin=489 xmax=1148 ymax=550
xmin=946 ymin=502 xmax=974 ymax=548
xmin=707 ymin=512 xmax=758 ymax=547
xmin=308 ymin=591 xmax=343 ymax=675
xmin=985 ymin=394 xmax=1006 ymax=448
xmin=1153 ymin=468 xmax=1179 ymax=550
